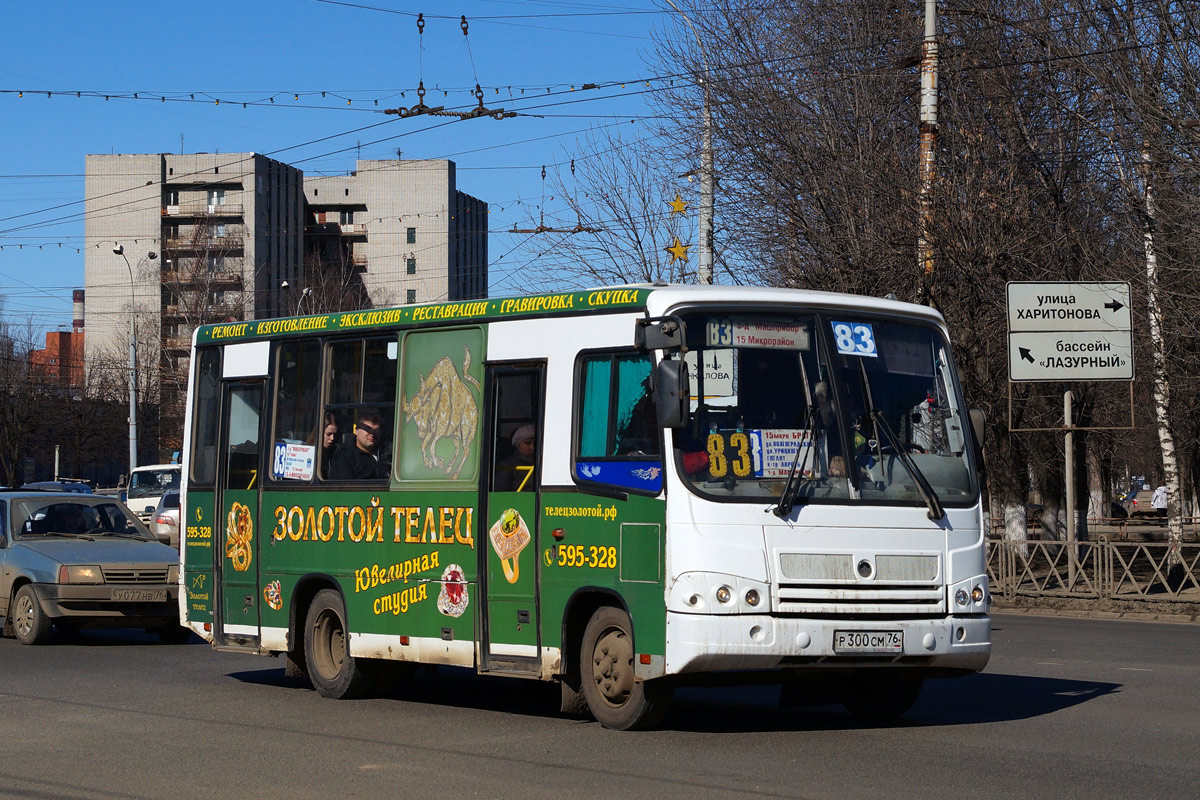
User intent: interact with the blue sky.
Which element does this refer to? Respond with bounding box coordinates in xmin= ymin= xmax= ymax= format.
xmin=0 ymin=0 xmax=684 ymax=337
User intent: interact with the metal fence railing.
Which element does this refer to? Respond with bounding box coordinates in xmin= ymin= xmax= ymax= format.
xmin=990 ymin=516 xmax=1200 ymax=541
xmin=987 ymin=538 xmax=1200 ymax=602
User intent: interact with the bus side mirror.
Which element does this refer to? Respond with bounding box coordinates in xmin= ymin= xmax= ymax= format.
xmin=636 ymin=315 xmax=685 ymax=351
xmin=655 ymin=358 xmax=690 ymax=429
xmin=969 ymin=408 xmax=986 ymax=450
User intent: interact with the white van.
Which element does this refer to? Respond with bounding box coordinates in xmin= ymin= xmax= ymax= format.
xmin=122 ymin=464 xmax=181 ymax=523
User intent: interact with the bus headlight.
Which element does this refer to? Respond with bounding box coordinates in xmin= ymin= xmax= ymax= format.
xmin=949 ymin=575 xmax=988 ymax=613
xmin=668 ymin=573 xmax=771 ymax=614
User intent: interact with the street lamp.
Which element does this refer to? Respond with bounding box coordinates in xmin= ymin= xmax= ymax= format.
xmin=113 ymin=244 xmax=156 ymax=473
xmin=663 ymin=0 xmax=714 ymax=285
xmin=281 ymin=280 xmax=312 ymax=316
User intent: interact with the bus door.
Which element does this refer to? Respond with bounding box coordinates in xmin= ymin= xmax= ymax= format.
xmin=213 ymin=381 xmax=265 ymax=649
xmin=479 ymin=364 xmax=545 ymax=673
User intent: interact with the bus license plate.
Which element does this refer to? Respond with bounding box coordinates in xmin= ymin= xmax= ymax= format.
xmin=833 ymin=630 xmax=903 ymax=654
xmin=111 ymin=588 xmax=167 ymax=602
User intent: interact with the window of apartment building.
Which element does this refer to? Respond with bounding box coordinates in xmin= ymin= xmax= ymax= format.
xmin=207 ymin=254 xmax=225 ymax=273
xmin=339 ymin=210 xmax=353 ymax=225
xmin=406 ymin=290 xmax=416 ymax=304
xmin=214 ymin=224 xmax=227 ymax=239
xmin=207 ymin=189 xmax=225 ymax=207
xmin=165 ymin=190 xmax=179 ymax=206
xmin=406 ymin=258 xmax=416 ymax=275
xmin=406 ymin=227 xmax=416 ymax=244
xmin=163 ymin=223 xmax=179 ymax=241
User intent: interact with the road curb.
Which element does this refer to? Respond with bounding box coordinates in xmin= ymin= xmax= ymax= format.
xmin=992 ymin=604 xmax=1200 ymax=624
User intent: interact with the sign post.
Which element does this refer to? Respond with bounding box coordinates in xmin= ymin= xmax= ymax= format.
xmin=1006 ymin=282 xmax=1134 ymax=588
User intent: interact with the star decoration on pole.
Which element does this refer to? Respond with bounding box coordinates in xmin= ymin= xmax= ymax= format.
xmin=665 ymin=237 xmax=690 ymax=262
xmin=667 ymin=193 xmax=689 ymax=215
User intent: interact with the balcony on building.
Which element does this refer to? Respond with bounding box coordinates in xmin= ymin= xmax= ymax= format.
xmin=162 ymin=233 xmax=245 ymax=251
xmin=162 ymin=201 xmax=245 ymax=218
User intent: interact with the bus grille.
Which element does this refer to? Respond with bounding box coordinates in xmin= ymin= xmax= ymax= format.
xmin=102 ymin=568 xmax=170 ymax=584
xmin=775 ymin=584 xmax=945 ymax=616
xmin=776 ymin=552 xmax=944 ymax=616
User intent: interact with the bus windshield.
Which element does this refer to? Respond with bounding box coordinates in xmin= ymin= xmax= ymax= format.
xmin=673 ymin=311 xmax=976 ymax=507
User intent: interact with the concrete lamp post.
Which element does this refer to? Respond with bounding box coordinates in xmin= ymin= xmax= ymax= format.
xmin=113 ymin=244 xmax=156 ymax=474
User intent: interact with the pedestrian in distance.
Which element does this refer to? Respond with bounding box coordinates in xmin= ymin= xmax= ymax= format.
xmin=1151 ymin=484 xmax=1167 ymax=518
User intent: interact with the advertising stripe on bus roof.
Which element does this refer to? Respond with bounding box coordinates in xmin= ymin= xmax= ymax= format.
xmin=195 ymin=288 xmax=650 ymax=344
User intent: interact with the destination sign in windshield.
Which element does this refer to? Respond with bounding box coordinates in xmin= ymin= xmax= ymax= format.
xmin=706 ymin=318 xmax=810 ymax=349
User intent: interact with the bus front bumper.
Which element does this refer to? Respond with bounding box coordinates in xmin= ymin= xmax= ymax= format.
xmin=664 ymin=611 xmax=990 ymax=676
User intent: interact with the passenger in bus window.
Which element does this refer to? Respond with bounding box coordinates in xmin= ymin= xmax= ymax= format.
xmin=320 ymin=412 xmax=338 ymax=478
xmin=330 ymin=412 xmax=387 ymax=480
xmin=495 ymin=425 xmax=535 ymax=491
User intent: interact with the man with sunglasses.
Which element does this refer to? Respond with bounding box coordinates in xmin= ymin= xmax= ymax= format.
xmin=329 ymin=412 xmax=387 ymax=480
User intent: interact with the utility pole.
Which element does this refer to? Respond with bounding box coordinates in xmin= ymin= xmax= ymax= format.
xmin=917 ymin=0 xmax=939 ymax=305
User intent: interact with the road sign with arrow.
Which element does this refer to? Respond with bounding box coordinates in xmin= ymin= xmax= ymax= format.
xmin=1006 ymin=282 xmax=1133 ymax=382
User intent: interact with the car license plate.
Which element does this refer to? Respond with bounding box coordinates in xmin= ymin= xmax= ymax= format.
xmin=833 ymin=630 xmax=903 ymax=654
xmin=111 ymin=588 xmax=167 ymax=602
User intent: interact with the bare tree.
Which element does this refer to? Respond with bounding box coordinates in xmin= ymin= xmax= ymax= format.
xmin=509 ymin=125 xmax=698 ymax=288
xmin=157 ymin=217 xmax=251 ymax=454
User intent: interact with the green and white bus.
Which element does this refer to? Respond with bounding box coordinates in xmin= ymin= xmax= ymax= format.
xmin=181 ymin=285 xmax=990 ymax=729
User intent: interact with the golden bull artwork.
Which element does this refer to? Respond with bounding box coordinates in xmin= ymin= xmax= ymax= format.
xmin=403 ymin=345 xmax=481 ymax=479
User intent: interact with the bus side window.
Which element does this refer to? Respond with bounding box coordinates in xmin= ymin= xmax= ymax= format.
xmin=575 ymin=351 xmax=662 ymax=494
xmin=270 ymin=340 xmax=321 ymax=482
xmin=189 ymin=348 xmax=222 ymax=486
xmin=323 ymin=336 xmax=397 ymax=482
xmin=491 ymin=371 xmax=538 ymax=493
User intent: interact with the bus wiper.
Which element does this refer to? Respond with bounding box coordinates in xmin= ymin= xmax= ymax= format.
xmin=855 ymin=360 xmax=944 ymax=521
xmin=773 ymin=353 xmax=817 ymax=518
xmin=772 ymin=403 xmax=815 ymax=518
xmin=870 ymin=409 xmax=945 ymax=521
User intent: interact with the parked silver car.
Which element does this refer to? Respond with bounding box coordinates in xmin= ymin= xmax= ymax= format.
xmin=0 ymin=492 xmax=186 ymax=644
xmin=151 ymin=490 xmax=181 ymax=549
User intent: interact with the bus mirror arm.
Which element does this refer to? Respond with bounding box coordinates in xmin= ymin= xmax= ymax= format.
xmin=654 ymin=357 xmax=690 ymax=429
xmin=635 ymin=315 xmax=687 ymax=352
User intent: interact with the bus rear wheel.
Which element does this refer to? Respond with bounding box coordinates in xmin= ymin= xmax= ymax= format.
xmin=579 ymin=606 xmax=672 ymax=730
xmin=304 ymin=589 xmax=375 ymax=699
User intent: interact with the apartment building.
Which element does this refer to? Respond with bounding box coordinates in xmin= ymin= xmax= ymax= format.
xmin=84 ymin=152 xmax=304 ymax=407
xmin=84 ymin=154 xmax=488 ymax=414
xmin=303 ymin=159 xmax=488 ymax=308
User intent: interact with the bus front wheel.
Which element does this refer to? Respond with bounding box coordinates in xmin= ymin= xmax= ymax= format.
xmin=580 ymin=606 xmax=672 ymax=730
xmin=304 ymin=589 xmax=375 ymax=699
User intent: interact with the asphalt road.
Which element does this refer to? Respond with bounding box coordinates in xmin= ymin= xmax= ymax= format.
xmin=1 ymin=613 xmax=1197 ymax=799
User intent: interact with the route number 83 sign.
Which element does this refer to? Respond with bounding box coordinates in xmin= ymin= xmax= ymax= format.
xmin=830 ymin=320 xmax=878 ymax=357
